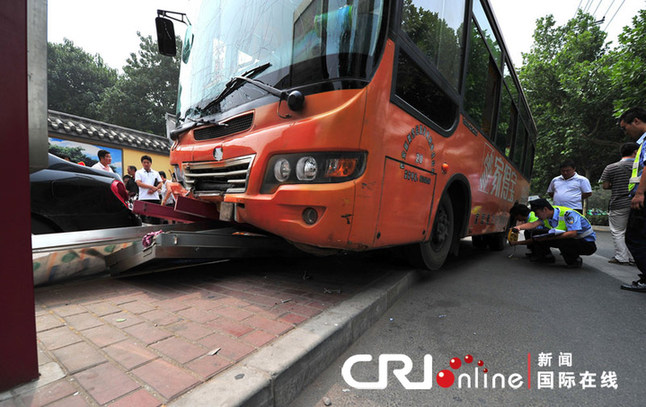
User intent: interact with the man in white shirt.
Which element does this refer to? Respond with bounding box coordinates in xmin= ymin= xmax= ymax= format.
xmin=547 ymin=159 xmax=592 ymax=213
xmin=135 ymin=155 xmax=162 ymax=224
xmin=91 ymin=150 xmax=114 ymax=173
xmin=135 ymin=155 xmax=162 ymax=203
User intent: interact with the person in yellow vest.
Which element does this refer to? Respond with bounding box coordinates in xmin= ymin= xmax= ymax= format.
xmin=510 ymin=199 xmax=596 ymax=268
xmin=509 ymin=202 xmax=547 ymax=257
xmin=617 ymin=107 xmax=646 ymax=292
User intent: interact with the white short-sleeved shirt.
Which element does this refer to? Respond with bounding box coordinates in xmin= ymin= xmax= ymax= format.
xmin=547 ymin=173 xmax=592 ymax=209
xmin=91 ymin=162 xmax=114 ymax=173
xmin=135 ymin=168 xmax=162 ymax=201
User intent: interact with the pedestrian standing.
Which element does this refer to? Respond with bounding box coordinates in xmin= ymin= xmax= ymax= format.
xmin=600 ymin=142 xmax=639 ymax=265
xmin=124 ymin=165 xmax=138 ymax=199
xmin=91 ymin=149 xmax=115 ymax=174
xmin=547 ymin=159 xmax=592 ymax=213
xmin=135 ymin=155 xmax=162 ymax=224
xmin=617 ymin=107 xmax=646 ymax=292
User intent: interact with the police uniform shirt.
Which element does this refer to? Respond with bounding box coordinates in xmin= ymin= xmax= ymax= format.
xmin=547 ymin=208 xmax=596 ymax=242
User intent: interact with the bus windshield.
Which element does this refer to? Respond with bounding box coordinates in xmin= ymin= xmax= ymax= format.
xmin=177 ymin=0 xmax=385 ymax=120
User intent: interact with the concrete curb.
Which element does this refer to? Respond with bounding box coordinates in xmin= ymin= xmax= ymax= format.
xmin=170 ymin=270 xmax=416 ymax=407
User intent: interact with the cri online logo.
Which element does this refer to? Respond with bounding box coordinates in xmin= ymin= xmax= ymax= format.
xmin=342 ymin=354 xmax=524 ymax=390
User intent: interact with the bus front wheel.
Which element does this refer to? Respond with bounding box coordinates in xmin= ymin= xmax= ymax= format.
xmin=418 ymin=194 xmax=454 ymax=270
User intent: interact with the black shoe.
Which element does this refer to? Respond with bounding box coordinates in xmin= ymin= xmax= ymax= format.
xmin=529 ymin=254 xmax=556 ymax=263
xmin=620 ymin=281 xmax=646 ymax=292
xmin=565 ymin=257 xmax=583 ymax=269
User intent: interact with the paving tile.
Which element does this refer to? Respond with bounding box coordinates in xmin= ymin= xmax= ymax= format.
xmin=52 ymin=341 xmax=107 ymax=374
xmin=212 ymin=306 xmax=253 ymax=321
xmin=73 ymin=363 xmax=139 ymax=405
xmin=177 ymin=307 xmax=219 ymax=323
xmin=109 ymin=389 xmax=161 ymax=407
xmin=82 ymin=302 xmax=121 ymax=317
xmin=199 ymin=333 xmax=255 ymax=361
xmin=38 ymin=326 xmax=82 ymax=350
xmin=206 ymin=296 xmax=250 ymax=309
xmin=35 ymin=313 xmax=65 ymax=332
xmin=64 ymin=313 xmax=104 ymax=331
xmin=37 ymin=346 xmax=53 ymax=366
xmin=181 ymin=298 xmax=223 ymax=310
xmin=242 ymin=330 xmax=276 ymax=348
xmin=236 ymin=292 xmax=281 ymax=307
xmin=140 ymin=309 xmax=181 ymax=326
xmin=186 ymin=355 xmax=231 ymax=380
xmin=244 ymin=315 xmax=293 ymax=335
xmin=50 ymin=304 xmax=86 ymax=317
xmin=103 ymin=340 xmax=158 ymax=371
xmin=151 ymin=337 xmax=207 ymax=364
xmin=206 ymin=318 xmax=254 ymax=337
xmin=82 ymin=324 xmax=128 ymax=348
xmin=280 ymin=313 xmax=308 ymax=325
xmin=17 ymin=378 xmax=76 ymax=406
xmin=47 ymin=394 xmax=92 ymax=407
xmin=108 ymin=311 xmax=145 ymax=328
xmin=167 ymin=321 xmax=213 ymax=341
xmin=120 ymin=300 xmax=157 ymax=315
xmin=123 ymin=322 xmax=172 ymax=345
xmin=282 ymin=302 xmax=323 ymax=317
xmin=152 ymin=298 xmax=191 ymax=313
xmin=132 ymin=359 xmax=199 ymax=400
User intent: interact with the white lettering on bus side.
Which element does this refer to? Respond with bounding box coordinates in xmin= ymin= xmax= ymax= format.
xmin=479 ymin=145 xmax=517 ymax=202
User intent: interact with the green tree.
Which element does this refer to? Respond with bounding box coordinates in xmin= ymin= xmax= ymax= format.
xmin=519 ymin=11 xmax=623 ymax=194
xmin=96 ymin=33 xmax=180 ymax=135
xmin=47 ymin=39 xmax=118 ymax=119
xmin=607 ymin=9 xmax=646 ymax=114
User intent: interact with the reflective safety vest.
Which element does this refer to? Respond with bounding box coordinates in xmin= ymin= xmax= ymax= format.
xmin=543 ymin=206 xmax=594 ymax=239
xmin=528 ymin=211 xmax=538 ymax=223
xmin=628 ymin=142 xmax=643 ymax=192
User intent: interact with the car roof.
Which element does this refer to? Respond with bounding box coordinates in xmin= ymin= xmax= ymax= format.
xmin=47 ymin=154 xmax=122 ymax=181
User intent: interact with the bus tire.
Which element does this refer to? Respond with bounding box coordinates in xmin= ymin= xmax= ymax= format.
xmin=486 ymin=232 xmax=506 ymax=251
xmin=472 ymin=235 xmax=488 ymax=249
xmin=418 ymin=194 xmax=454 ymax=270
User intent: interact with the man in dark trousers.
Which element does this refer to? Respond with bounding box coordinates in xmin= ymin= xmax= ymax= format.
xmin=510 ymin=199 xmax=596 ymax=268
xmin=617 ymin=107 xmax=646 ymax=292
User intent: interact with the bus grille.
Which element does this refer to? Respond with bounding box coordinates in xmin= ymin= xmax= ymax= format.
xmin=183 ymin=155 xmax=255 ymax=196
xmin=194 ymin=113 xmax=254 ymax=140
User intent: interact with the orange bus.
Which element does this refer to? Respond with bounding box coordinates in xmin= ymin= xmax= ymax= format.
xmin=156 ymin=0 xmax=536 ymax=269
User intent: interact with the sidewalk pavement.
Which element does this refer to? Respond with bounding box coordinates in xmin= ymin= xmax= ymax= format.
xmin=0 ymin=254 xmax=415 ymax=407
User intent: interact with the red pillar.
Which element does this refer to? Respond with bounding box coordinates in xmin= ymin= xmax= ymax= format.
xmin=0 ymin=0 xmax=39 ymax=390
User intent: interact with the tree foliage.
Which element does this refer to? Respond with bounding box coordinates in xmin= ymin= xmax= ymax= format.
xmin=48 ymin=34 xmax=180 ymax=136
xmin=47 ymin=39 xmax=118 ymax=119
xmin=519 ymin=11 xmax=625 ymax=194
xmin=608 ymin=9 xmax=646 ymax=114
xmin=95 ymin=33 xmax=181 ymax=135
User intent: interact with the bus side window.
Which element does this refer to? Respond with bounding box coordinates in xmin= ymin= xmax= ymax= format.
xmin=524 ymin=142 xmax=535 ymax=178
xmin=400 ymin=0 xmax=465 ymax=90
xmin=512 ymin=123 xmax=527 ymax=169
xmin=464 ymin=18 xmax=500 ymax=139
xmin=395 ymin=51 xmax=457 ymax=130
xmin=495 ymin=87 xmax=516 ymax=156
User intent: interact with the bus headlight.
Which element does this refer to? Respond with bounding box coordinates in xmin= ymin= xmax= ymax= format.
xmin=261 ymin=151 xmax=366 ymax=194
xmin=296 ymin=156 xmax=317 ymax=181
xmin=274 ymin=158 xmax=291 ymax=182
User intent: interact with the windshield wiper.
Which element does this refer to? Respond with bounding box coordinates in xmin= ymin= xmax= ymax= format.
xmin=201 ymin=63 xmax=273 ymax=113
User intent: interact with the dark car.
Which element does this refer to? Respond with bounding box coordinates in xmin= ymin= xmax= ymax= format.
xmin=30 ymin=154 xmax=141 ymax=234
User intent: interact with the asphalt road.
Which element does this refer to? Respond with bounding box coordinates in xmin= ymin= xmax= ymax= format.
xmin=290 ymin=230 xmax=646 ymax=407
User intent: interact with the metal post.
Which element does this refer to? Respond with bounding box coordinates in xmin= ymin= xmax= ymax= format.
xmin=0 ymin=0 xmax=39 ymax=391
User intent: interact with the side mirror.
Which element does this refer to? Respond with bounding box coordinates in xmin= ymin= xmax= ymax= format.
xmin=156 ymin=17 xmax=176 ymax=56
